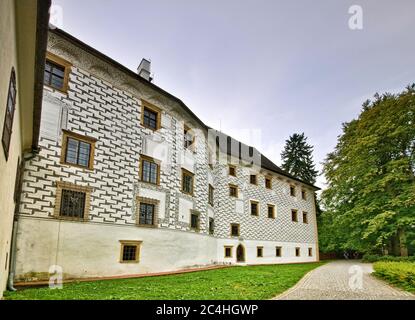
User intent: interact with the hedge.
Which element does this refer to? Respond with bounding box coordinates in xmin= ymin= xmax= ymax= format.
xmin=373 ymin=261 xmax=415 ymax=293
xmin=362 ymin=254 xmax=415 ymax=263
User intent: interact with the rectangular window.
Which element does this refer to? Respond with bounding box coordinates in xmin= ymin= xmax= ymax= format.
xmin=308 ymin=248 xmax=313 ymax=257
xmin=61 ymin=130 xmax=96 ymax=170
xmin=276 ymin=246 xmax=282 ymax=257
xmin=265 ymin=177 xmax=272 ymax=189
xmin=2 ymin=68 xmax=16 ymax=160
xmin=250 ymin=200 xmax=259 ymax=216
xmin=250 ymin=175 xmax=257 ymax=185
xmin=303 ymin=212 xmax=308 ymax=224
xmin=44 ymin=52 xmax=71 ymax=93
xmin=292 ymin=209 xmax=298 ymax=222
xmin=229 ymin=165 xmax=236 ymax=176
xmin=184 ymin=125 xmax=195 ymax=151
xmin=208 ymin=184 xmax=214 ymax=206
xmin=229 ymin=184 xmax=238 ymax=198
xmin=139 ymin=203 xmax=155 ymax=225
xmin=301 ymin=189 xmax=307 ymax=200
xmin=290 ymin=185 xmax=296 ymax=197
xmin=267 ymin=204 xmax=275 ymax=219
xmin=136 ymin=197 xmax=159 ymax=227
xmin=224 ymin=246 xmax=232 ymax=258
xmin=140 ymin=156 xmax=160 ymax=185
xmin=231 ymin=223 xmax=240 ymax=237
xmin=54 ymin=182 xmax=92 ymax=221
xmin=141 ymin=101 xmax=161 ymax=131
xmin=119 ymin=241 xmax=142 ymax=263
xmin=190 ymin=211 xmax=200 ymax=230
xmin=296 ymin=247 xmax=301 ymax=257
xmin=209 ymin=218 xmax=214 ymax=235
xmin=182 ymin=169 xmax=194 ymax=195
xmin=257 ymin=246 xmax=263 ymax=258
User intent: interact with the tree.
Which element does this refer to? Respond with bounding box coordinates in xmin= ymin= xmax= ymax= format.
xmin=320 ymin=85 xmax=415 ymax=256
xmin=281 ymin=133 xmax=318 ymax=184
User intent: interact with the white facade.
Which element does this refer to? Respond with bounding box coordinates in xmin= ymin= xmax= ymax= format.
xmin=14 ymin=29 xmax=319 ymax=282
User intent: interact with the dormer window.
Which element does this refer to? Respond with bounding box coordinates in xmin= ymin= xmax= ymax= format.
xmin=141 ymin=100 xmax=161 ymax=131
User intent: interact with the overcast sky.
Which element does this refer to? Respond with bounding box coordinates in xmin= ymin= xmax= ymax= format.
xmin=52 ymin=0 xmax=415 ymax=187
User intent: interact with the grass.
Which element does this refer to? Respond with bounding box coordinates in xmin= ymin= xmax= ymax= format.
xmin=4 ymin=262 xmax=323 ymax=300
xmin=373 ymin=261 xmax=415 ymax=293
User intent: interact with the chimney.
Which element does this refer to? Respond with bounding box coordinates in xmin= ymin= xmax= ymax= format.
xmin=137 ymin=58 xmax=152 ymax=82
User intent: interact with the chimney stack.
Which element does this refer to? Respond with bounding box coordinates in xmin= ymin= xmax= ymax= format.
xmin=137 ymin=58 xmax=152 ymax=82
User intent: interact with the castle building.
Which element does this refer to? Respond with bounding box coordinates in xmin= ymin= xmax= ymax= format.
xmin=13 ymin=28 xmax=319 ymax=282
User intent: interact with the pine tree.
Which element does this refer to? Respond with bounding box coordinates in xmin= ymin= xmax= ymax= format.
xmin=281 ymin=133 xmax=318 ymax=184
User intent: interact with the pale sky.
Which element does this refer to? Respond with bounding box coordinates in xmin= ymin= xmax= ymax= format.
xmin=52 ymin=0 xmax=415 ymax=188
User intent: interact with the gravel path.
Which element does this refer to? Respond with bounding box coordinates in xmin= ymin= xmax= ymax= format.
xmin=274 ymin=260 xmax=415 ymax=300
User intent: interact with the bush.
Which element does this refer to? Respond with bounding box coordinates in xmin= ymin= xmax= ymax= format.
xmin=373 ymin=261 xmax=415 ymax=293
xmin=362 ymin=254 xmax=415 ymax=263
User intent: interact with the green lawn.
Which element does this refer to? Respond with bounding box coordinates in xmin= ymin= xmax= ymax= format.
xmin=4 ymin=262 xmax=323 ymax=300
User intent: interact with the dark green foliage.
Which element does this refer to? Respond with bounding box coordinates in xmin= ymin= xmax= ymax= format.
xmin=362 ymin=254 xmax=415 ymax=263
xmin=373 ymin=261 xmax=415 ymax=293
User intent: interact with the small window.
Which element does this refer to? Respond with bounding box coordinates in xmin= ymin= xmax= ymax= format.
xmin=224 ymin=246 xmax=232 ymax=258
xmin=182 ymin=169 xmax=194 ymax=195
xmin=229 ymin=184 xmax=238 ymax=198
xmin=119 ymin=241 xmax=141 ymax=263
xmin=267 ymin=204 xmax=275 ymax=219
xmin=140 ymin=156 xmax=160 ymax=185
xmin=44 ymin=52 xmax=71 ymax=92
xmin=229 ymin=165 xmax=236 ymax=176
xmin=190 ymin=211 xmax=200 ymax=230
xmin=295 ymin=247 xmax=301 ymax=257
xmin=291 ymin=209 xmax=298 ymax=222
xmin=308 ymin=248 xmax=313 ymax=257
xmin=54 ymin=182 xmax=92 ymax=221
xmin=184 ymin=125 xmax=196 ymax=151
xmin=290 ymin=185 xmax=296 ymax=197
xmin=209 ymin=218 xmax=214 ymax=235
xmin=139 ymin=203 xmax=155 ymax=225
xmin=141 ymin=101 xmax=161 ymax=131
xmin=276 ymin=246 xmax=282 ymax=257
xmin=301 ymin=189 xmax=307 ymax=200
xmin=250 ymin=175 xmax=257 ymax=185
xmin=250 ymin=201 xmax=259 ymax=216
xmin=2 ymin=68 xmax=16 ymax=160
xmin=257 ymin=247 xmax=263 ymax=258
xmin=208 ymin=185 xmax=214 ymax=206
xmin=231 ymin=223 xmax=240 ymax=237
xmin=61 ymin=130 xmax=96 ymax=169
xmin=303 ymin=212 xmax=308 ymax=224
xmin=265 ymin=177 xmax=272 ymax=189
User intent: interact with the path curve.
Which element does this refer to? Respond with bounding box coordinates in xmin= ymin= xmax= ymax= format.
xmin=274 ymin=260 xmax=415 ymax=300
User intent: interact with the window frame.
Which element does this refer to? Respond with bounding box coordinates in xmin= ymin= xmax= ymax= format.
xmin=208 ymin=184 xmax=214 ymax=206
xmin=265 ymin=176 xmax=272 ymax=189
xmin=290 ymin=185 xmax=296 ymax=197
xmin=224 ymin=246 xmax=233 ymax=258
xmin=60 ymin=130 xmax=97 ymax=170
xmin=250 ymin=174 xmax=257 ymax=185
xmin=44 ymin=52 xmax=72 ymax=93
xmin=54 ymin=181 xmax=92 ymax=221
xmin=139 ymin=155 xmax=160 ymax=185
xmin=250 ymin=200 xmax=259 ymax=216
xmin=181 ymin=168 xmax=195 ymax=196
xmin=228 ymin=165 xmax=236 ymax=177
xmin=209 ymin=217 xmax=214 ymax=235
xmin=257 ymin=246 xmax=264 ymax=258
xmin=295 ymin=247 xmax=301 ymax=257
xmin=301 ymin=189 xmax=307 ymax=200
xmin=230 ymin=223 xmax=240 ymax=237
xmin=291 ymin=209 xmax=298 ymax=222
xmin=276 ymin=246 xmax=282 ymax=257
xmin=141 ymin=100 xmax=161 ymax=131
xmin=119 ymin=240 xmax=142 ymax=264
xmin=229 ymin=184 xmax=238 ymax=198
xmin=303 ymin=211 xmax=308 ymax=224
xmin=183 ymin=124 xmax=196 ymax=152
xmin=190 ymin=210 xmax=200 ymax=231
xmin=267 ymin=204 xmax=275 ymax=219
xmin=308 ymin=247 xmax=313 ymax=257
xmin=136 ymin=197 xmax=159 ymax=228
xmin=2 ymin=68 xmax=17 ymax=161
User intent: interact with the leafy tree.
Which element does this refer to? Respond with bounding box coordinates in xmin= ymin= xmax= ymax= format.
xmin=320 ymin=85 xmax=415 ymax=256
xmin=281 ymin=133 xmax=318 ymax=184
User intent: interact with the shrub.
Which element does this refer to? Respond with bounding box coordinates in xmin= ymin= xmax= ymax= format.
xmin=362 ymin=254 xmax=415 ymax=263
xmin=373 ymin=261 xmax=415 ymax=293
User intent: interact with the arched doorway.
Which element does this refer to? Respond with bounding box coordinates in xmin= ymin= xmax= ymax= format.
xmin=236 ymin=244 xmax=245 ymax=263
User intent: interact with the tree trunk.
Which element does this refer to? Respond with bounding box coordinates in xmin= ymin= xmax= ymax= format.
xmin=398 ymin=228 xmax=409 ymax=257
xmin=391 ymin=234 xmax=400 ymax=256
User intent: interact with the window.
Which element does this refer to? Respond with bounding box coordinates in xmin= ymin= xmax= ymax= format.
xmin=308 ymin=248 xmax=313 ymax=257
xmin=250 ymin=200 xmax=259 ymax=216
xmin=140 ymin=155 xmax=160 ymax=185
xmin=250 ymin=175 xmax=257 ymax=185
xmin=184 ymin=125 xmax=195 ymax=151
xmin=276 ymin=246 xmax=282 ymax=257
xmin=141 ymin=100 xmax=161 ymax=131
xmin=301 ymin=189 xmax=307 ymax=200
xmin=190 ymin=211 xmax=200 ymax=230
xmin=119 ymin=241 xmax=142 ymax=263
xmin=303 ymin=212 xmax=308 ymax=224
xmin=208 ymin=185 xmax=214 ymax=206
xmin=209 ymin=218 xmax=214 ymax=235
xmin=290 ymin=185 xmax=296 ymax=197
xmin=229 ymin=165 xmax=236 ymax=176
xmin=182 ymin=169 xmax=194 ymax=195
xmin=265 ymin=177 xmax=272 ymax=189
xmin=295 ymin=247 xmax=301 ymax=257
xmin=54 ymin=182 xmax=92 ymax=221
xmin=257 ymin=247 xmax=263 ymax=258
xmin=140 ymin=203 xmax=155 ymax=225
xmin=267 ymin=204 xmax=275 ymax=219
xmin=136 ymin=197 xmax=159 ymax=227
xmin=2 ymin=68 xmax=16 ymax=160
xmin=61 ymin=130 xmax=96 ymax=169
xmin=230 ymin=223 xmax=240 ymax=237
xmin=291 ymin=210 xmax=298 ymax=222
xmin=44 ymin=52 xmax=71 ymax=93
xmin=224 ymin=246 xmax=232 ymax=258
xmin=229 ymin=184 xmax=238 ymax=198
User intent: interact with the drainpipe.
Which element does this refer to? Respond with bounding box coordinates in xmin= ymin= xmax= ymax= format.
xmin=7 ymin=149 xmax=39 ymax=291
